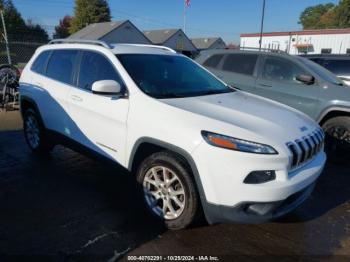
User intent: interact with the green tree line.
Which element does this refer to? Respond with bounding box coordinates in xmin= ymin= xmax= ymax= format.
xmin=0 ymin=0 xmax=48 ymax=42
xmin=54 ymin=0 xmax=111 ymax=39
xmin=0 ymin=0 xmax=111 ymax=41
xmin=299 ymin=0 xmax=350 ymax=29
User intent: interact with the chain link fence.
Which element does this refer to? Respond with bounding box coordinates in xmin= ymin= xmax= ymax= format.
xmin=0 ymin=41 xmax=46 ymax=110
xmin=0 ymin=41 xmax=47 ymax=68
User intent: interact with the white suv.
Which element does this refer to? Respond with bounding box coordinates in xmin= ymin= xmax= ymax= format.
xmin=19 ymin=39 xmax=326 ymax=229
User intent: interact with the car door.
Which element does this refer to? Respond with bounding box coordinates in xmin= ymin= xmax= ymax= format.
xmin=215 ymin=53 xmax=258 ymax=93
xmin=67 ymin=50 xmax=129 ymax=164
xmin=37 ymin=49 xmax=79 ymax=135
xmin=255 ymin=55 xmax=321 ymax=119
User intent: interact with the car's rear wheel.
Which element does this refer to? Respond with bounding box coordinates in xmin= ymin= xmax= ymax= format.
xmin=23 ymin=108 xmax=53 ymax=154
xmin=136 ymin=151 xmax=199 ymax=230
xmin=322 ymin=116 xmax=350 ymax=164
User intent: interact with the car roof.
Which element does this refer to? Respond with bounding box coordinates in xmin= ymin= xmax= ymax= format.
xmin=198 ymin=48 xmax=290 ymax=58
xmin=111 ymin=44 xmax=178 ymax=55
xmin=36 ymin=41 xmax=180 ymax=56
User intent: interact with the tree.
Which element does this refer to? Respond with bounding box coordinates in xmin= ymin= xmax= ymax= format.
xmin=318 ymin=9 xmax=337 ymax=29
xmin=26 ymin=19 xmax=49 ymax=42
xmin=299 ymin=3 xmax=335 ymax=29
xmin=334 ymin=0 xmax=350 ymax=28
xmin=69 ymin=0 xmax=111 ymax=34
xmin=0 ymin=0 xmax=48 ymax=41
xmin=0 ymin=0 xmax=27 ymax=41
xmin=54 ymin=15 xmax=72 ymax=39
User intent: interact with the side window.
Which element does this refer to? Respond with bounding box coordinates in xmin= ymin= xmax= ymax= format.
xmin=78 ymin=51 xmax=122 ymax=91
xmin=203 ymin=54 xmax=224 ymax=69
xmin=46 ymin=50 xmax=79 ymax=85
xmin=262 ymin=57 xmax=306 ymax=84
xmin=222 ymin=54 xmax=258 ymax=75
xmin=323 ymin=59 xmax=350 ymax=75
xmin=31 ymin=51 xmax=50 ymax=75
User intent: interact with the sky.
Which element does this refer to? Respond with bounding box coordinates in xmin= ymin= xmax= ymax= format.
xmin=12 ymin=0 xmax=340 ymax=44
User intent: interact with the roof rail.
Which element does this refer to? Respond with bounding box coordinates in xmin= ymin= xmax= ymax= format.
xmin=114 ymin=43 xmax=177 ymax=53
xmin=48 ymin=39 xmax=111 ymax=49
xmin=240 ymin=46 xmax=287 ymax=54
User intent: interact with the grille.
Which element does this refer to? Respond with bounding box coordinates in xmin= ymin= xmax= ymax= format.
xmin=286 ymin=128 xmax=325 ymax=170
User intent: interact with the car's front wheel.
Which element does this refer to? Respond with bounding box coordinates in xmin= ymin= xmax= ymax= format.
xmin=136 ymin=151 xmax=199 ymax=230
xmin=23 ymin=108 xmax=53 ymax=154
xmin=322 ymin=116 xmax=350 ymax=164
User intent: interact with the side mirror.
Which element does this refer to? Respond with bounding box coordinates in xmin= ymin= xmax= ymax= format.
xmin=92 ymin=80 xmax=123 ymax=95
xmin=296 ymin=74 xmax=315 ymax=85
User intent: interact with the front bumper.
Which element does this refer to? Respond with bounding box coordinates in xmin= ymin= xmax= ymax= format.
xmin=191 ymin=142 xmax=326 ymax=224
xmin=203 ymin=181 xmax=315 ymax=224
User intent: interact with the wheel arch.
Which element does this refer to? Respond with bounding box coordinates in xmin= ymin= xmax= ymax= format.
xmin=128 ymin=137 xmax=208 ymax=211
xmin=318 ymin=107 xmax=350 ymax=126
xmin=20 ymin=96 xmax=45 ymax=127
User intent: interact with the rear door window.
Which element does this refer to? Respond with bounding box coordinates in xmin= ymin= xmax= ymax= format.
xmin=31 ymin=51 xmax=50 ymax=75
xmin=78 ymin=51 xmax=123 ymax=91
xmin=46 ymin=50 xmax=79 ymax=85
xmin=203 ymin=54 xmax=224 ymax=69
xmin=222 ymin=54 xmax=258 ymax=75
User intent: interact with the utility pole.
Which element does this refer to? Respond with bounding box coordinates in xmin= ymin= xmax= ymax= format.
xmin=183 ymin=0 xmax=187 ymax=33
xmin=0 ymin=9 xmax=11 ymax=65
xmin=259 ymin=0 xmax=266 ymax=51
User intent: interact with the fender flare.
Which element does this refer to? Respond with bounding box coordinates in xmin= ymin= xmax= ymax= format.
xmin=316 ymin=106 xmax=350 ymax=124
xmin=128 ymin=137 xmax=213 ymax=219
xmin=20 ymin=95 xmax=45 ymax=128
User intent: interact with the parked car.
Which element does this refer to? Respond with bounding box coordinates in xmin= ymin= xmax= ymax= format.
xmin=20 ymin=40 xmax=326 ymax=229
xmin=300 ymin=54 xmax=350 ymax=86
xmin=196 ymin=49 xmax=350 ymax=161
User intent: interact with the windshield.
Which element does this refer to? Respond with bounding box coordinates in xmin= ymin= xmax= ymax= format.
xmin=117 ymin=54 xmax=233 ymax=99
xmin=296 ymin=56 xmax=344 ymax=86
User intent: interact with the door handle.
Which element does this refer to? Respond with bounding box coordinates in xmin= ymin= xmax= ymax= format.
xmin=71 ymin=95 xmax=83 ymax=102
xmin=259 ymin=83 xmax=272 ymax=88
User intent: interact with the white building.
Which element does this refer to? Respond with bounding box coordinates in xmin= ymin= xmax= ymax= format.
xmin=240 ymin=28 xmax=350 ymax=55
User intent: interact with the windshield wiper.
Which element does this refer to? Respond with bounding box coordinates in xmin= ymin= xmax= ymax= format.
xmin=202 ymin=89 xmax=235 ymax=96
xmin=159 ymin=93 xmax=188 ymax=99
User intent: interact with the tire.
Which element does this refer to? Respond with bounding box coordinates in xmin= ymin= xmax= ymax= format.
xmin=23 ymin=108 xmax=53 ymax=154
xmin=136 ymin=151 xmax=199 ymax=230
xmin=322 ymin=116 xmax=350 ymax=164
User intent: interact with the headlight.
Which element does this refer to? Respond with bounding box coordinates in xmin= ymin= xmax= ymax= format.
xmin=201 ymin=131 xmax=278 ymax=154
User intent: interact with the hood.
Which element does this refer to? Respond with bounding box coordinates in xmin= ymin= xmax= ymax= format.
xmin=161 ymin=91 xmax=319 ymax=143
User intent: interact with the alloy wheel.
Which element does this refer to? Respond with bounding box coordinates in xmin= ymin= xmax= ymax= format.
xmin=143 ymin=166 xmax=186 ymax=220
xmin=325 ymin=125 xmax=350 ymax=151
xmin=25 ymin=115 xmax=40 ymax=149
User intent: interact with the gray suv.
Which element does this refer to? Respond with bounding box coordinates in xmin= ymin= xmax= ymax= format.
xmin=196 ymin=49 xmax=350 ymax=160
